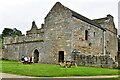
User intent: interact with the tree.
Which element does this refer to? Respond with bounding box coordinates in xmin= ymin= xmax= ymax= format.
xmin=1 ymin=28 xmax=22 ymax=48
xmin=2 ymin=28 xmax=22 ymax=38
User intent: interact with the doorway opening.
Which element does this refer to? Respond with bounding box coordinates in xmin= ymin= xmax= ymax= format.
xmin=58 ymin=51 xmax=64 ymax=62
xmin=34 ymin=49 xmax=39 ymax=63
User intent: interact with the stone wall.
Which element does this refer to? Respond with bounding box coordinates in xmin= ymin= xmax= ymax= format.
xmin=118 ymin=51 xmax=120 ymax=68
xmin=3 ymin=41 xmax=45 ymax=63
xmin=44 ymin=2 xmax=73 ymax=64
xmin=2 ymin=2 xmax=118 ymax=68
xmin=93 ymin=15 xmax=118 ymax=61
xmin=72 ymin=52 xmax=117 ymax=68
xmin=71 ymin=17 xmax=104 ymax=55
xmin=4 ymin=34 xmax=44 ymax=45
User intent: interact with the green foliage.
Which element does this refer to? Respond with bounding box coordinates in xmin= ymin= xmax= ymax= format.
xmin=0 ymin=34 xmax=2 ymax=39
xmin=2 ymin=28 xmax=22 ymax=38
xmin=2 ymin=60 xmax=119 ymax=77
xmin=1 ymin=28 xmax=22 ymax=48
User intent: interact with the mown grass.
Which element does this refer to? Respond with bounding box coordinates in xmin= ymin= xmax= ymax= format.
xmin=1 ymin=60 xmax=119 ymax=77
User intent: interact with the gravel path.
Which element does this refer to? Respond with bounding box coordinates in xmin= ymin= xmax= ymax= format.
xmin=0 ymin=73 xmax=119 ymax=78
xmin=1 ymin=73 xmax=36 ymax=78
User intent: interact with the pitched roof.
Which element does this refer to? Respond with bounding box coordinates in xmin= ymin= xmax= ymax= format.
xmin=70 ymin=10 xmax=104 ymax=30
xmin=55 ymin=2 xmax=105 ymax=30
xmin=45 ymin=2 xmax=105 ymax=30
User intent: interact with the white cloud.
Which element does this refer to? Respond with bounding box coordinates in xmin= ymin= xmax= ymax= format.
xmin=0 ymin=0 xmax=119 ymax=34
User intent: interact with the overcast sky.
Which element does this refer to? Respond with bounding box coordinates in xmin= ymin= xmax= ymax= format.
xmin=0 ymin=0 xmax=119 ymax=35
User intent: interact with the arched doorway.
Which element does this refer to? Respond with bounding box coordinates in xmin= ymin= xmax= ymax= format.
xmin=34 ymin=49 xmax=39 ymax=63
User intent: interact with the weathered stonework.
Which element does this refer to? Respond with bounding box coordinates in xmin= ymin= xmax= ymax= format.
xmin=72 ymin=51 xmax=117 ymax=68
xmin=118 ymin=51 xmax=120 ymax=68
xmin=3 ymin=2 xmax=118 ymax=68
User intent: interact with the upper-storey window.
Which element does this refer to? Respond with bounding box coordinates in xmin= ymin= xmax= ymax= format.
xmin=85 ymin=30 xmax=88 ymax=40
xmin=94 ymin=32 xmax=95 ymax=37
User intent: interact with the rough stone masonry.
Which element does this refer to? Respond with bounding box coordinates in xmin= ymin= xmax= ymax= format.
xmin=3 ymin=2 xmax=118 ymax=68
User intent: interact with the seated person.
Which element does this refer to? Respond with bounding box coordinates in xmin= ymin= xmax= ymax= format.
xmin=24 ymin=56 xmax=28 ymax=64
xmin=21 ymin=55 xmax=25 ymax=64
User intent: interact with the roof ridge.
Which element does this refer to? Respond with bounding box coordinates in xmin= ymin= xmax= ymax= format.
xmin=70 ymin=10 xmax=104 ymax=30
xmin=57 ymin=2 xmax=104 ymax=30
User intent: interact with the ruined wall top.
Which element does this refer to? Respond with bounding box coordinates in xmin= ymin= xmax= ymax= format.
xmin=92 ymin=14 xmax=114 ymax=24
xmin=4 ymin=33 xmax=44 ymax=45
xmin=26 ymin=21 xmax=44 ymax=35
xmin=3 ymin=21 xmax=44 ymax=45
xmin=92 ymin=14 xmax=117 ymax=34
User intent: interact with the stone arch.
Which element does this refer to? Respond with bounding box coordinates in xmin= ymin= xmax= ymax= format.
xmin=34 ymin=49 xmax=39 ymax=63
xmin=32 ymin=48 xmax=40 ymax=63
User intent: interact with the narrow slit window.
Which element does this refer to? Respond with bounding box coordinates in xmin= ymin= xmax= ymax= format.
xmin=85 ymin=30 xmax=88 ymax=40
xmin=94 ymin=32 xmax=95 ymax=37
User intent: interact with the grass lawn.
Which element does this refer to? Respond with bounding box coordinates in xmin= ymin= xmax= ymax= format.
xmin=1 ymin=60 xmax=119 ymax=77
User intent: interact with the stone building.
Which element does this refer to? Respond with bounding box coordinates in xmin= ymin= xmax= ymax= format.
xmin=3 ymin=2 xmax=118 ymax=68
